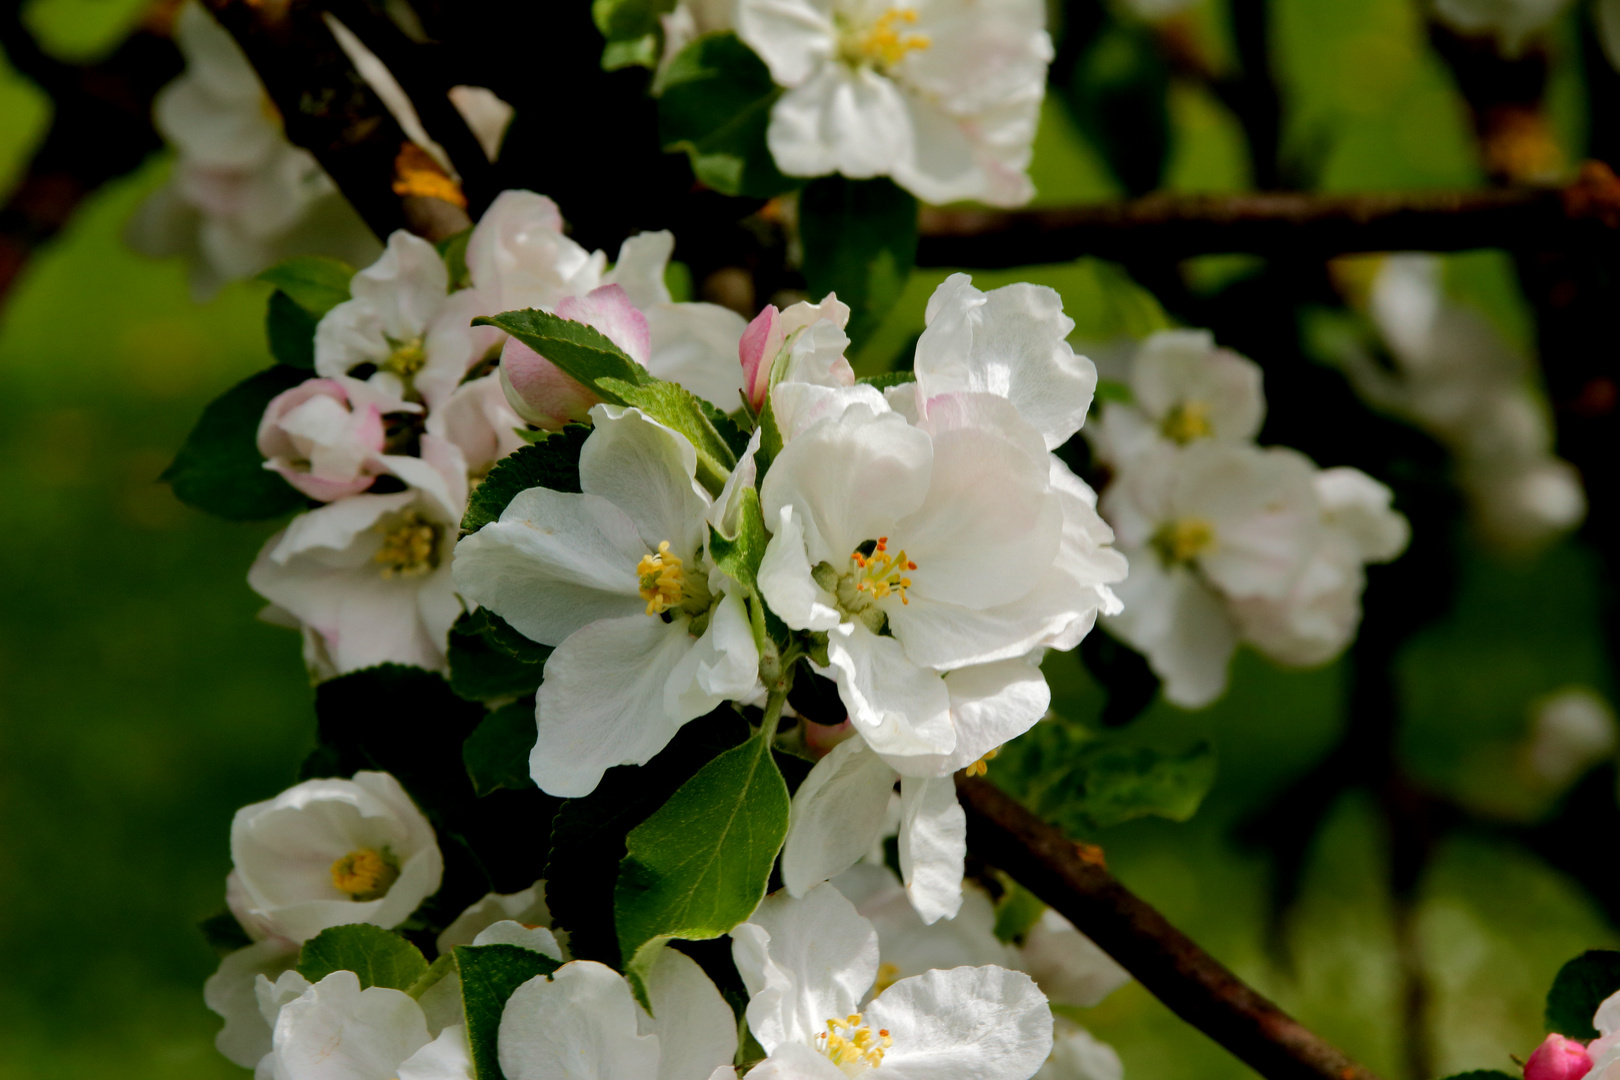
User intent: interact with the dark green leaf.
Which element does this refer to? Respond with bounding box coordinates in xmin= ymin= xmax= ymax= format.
xmin=474 ymin=309 xmax=651 ymax=396
xmin=709 ymin=485 xmax=768 ymax=592
xmin=544 ymin=712 xmax=748 ymax=967
xmin=461 ymin=424 xmax=590 ymax=533
xmin=615 ymin=731 xmax=790 ymax=1004
xmin=449 ymin=609 xmax=551 ymax=703
xmin=465 ymin=702 xmax=540 ymax=797
xmin=296 ymin=925 xmax=429 ymax=990
xmin=1547 ymin=950 xmax=1620 ymax=1037
xmin=1063 ymin=18 xmax=1170 ymax=196
xmin=658 ymin=32 xmax=797 ymax=198
xmin=599 ymin=377 xmax=738 ymax=495
xmin=162 ymin=366 xmax=309 ymax=521
xmin=257 ymin=256 xmax=354 ymax=318
xmin=198 ymin=911 xmax=254 ymax=955
xmin=266 ymin=290 xmax=319 ymax=369
xmin=997 ymin=723 xmax=1215 ymax=832
xmin=799 ymin=176 xmax=917 ymax=347
xmin=456 ymin=944 xmax=561 ymax=1080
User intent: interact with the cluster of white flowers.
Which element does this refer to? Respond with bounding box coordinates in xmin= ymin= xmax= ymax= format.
xmin=249 ymin=191 xmax=749 ymax=678
xmin=1087 ymin=330 xmax=1410 ymax=709
xmin=1342 ymin=253 xmax=1585 ymax=553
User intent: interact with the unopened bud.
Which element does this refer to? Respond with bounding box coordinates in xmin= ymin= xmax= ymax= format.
xmin=1526 ymin=1034 xmax=1592 ymax=1080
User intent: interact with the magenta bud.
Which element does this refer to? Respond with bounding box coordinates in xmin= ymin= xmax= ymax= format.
xmin=1526 ymin=1034 xmax=1592 ymax=1080
xmin=739 ymin=304 xmax=782 ymax=412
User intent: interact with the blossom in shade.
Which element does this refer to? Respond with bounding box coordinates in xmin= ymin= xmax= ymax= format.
xmin=257 ymin=377 xmax=390 ymax=502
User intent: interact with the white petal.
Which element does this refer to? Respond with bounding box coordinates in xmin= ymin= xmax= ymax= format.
xmin=1034 ymin=1025 xmax=1124 ymax=1080
xmin=867 ymin=966 xmax=1052 ymax=1080
xmin=733 ymin=884 xmax=880 ymax=1053
xmin=1104 ymin=558 xmax=1237 ymax=710
xmin=581 ymin=405 xmax=709 ymax=560
xmin=398 ymin=1023 xmax=475 ymax=1080
xmin=824 ymin=628 xmax=956 ymax=766
xmin=639 ymin=947 xmax=739 ymax=1080
xmin=270 ymin=971 xmax=431 ymax=1080
xmin=768 ymin=65 xmax=913 ymax=180
xmin=736 ymin=0 xmax=837 ymax=86
xmin=349 ymin=230 xmax=450 ymax=344
xmin=918 ymin=656 xmax=1050 ymax=776
xmin=471 ymin=921 xmax=564 ymax=961
xmin=758 ymin=505 xmax=844 ymax=632
xmin=498 ymin=963 xmax=659 ymax=1080
xmin=1018 ymin=910 xmax=1130 ymax=1009
xmin=835 ymin=870 xmax=1018 ymax=981
xmin=782 ymin=737 xmax=897 ymax=897
xmin=897 ymin=774 xmax=965 ymax=924
xmin=532 ymin=614 xmax=696 ymax=797
xmin=746 ymin=1043 xmax=850 ymax=1080
xmin=436 ymin=882 xmax=550 ymax=953
xmin=1130 ymin=329 xmax=1264 ymax=445
xmin=205 ymin=939 xmax=301 ymax=1068
xmin=452 ymin=489 xmax=647 ymax=647
xmin=645 ymin=302 xmax=752 ymax=413
xmin=667 ymin=588 xmax=763 ymax=718
xmin=605 ymin=231 xmax=676 ymax=310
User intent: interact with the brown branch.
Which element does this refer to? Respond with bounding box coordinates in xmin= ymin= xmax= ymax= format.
xmin=917 ymin=166 xmax=1620 ymax=267
xmin=958 ymin=775 xmax=1384 ymax=1080
xmin=0 ymin=6 xmax=181 ymax=308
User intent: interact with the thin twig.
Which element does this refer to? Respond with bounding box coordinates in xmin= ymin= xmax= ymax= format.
xmin=917 ymin=167 xmax=1620 ymax=267
xmin=958 ymin=775 xmax=1384 ymax=1080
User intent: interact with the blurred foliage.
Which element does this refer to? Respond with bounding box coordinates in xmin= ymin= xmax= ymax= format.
xmin=2 ymin=0 xmax=1619 ymax=1077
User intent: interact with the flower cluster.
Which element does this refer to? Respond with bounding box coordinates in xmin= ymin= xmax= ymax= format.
xmin=1087 ymin=329 xmax=1410 ymax=709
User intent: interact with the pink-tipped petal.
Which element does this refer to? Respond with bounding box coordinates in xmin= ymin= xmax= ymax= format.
xmin=256 ymin=378 xmax=350 ymax=459
xmin=555 ymin=283 xmax=652 ymax=366
xmin=266 ymin=462 xmax=377 ymax=502
xmin=499 ymin=336 xmax=601 ymax=429
xmin=738 ymin=304 xmax=782 ymax=411
xmin=1527 ymin=1034 xmax=1593 ymax=1080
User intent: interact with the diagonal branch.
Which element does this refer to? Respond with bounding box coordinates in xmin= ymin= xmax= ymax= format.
xmin=918 ymin=165 xmax=1620 ymax=267
xmin=958 ymin=775 xmax=1384 ymax=1080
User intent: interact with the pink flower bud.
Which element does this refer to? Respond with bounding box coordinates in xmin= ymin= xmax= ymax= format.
xmin=498 ymin=284 xmax=653 ymax=428
xmin=257 ymin=378 xmax=386 ymax=502
xmin=1526 ymin=1034 xmax=1592 ymax=1080
xmin=739 ymin=304 xmax=783 ymax=412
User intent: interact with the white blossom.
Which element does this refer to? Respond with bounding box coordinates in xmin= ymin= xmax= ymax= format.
xmin=735 ymin=0 xmax=1052 ymax=206
xmin=257 ymin=376 xmax=398 ymax=502
xmin=424 ymin=373 xmax=528 ymax=480
xmin=452 ymin=406 xmax=762 ymax=797
xmin=435 ymin=880 xmax=553 ymax=953
xmin=733 ymin=883 xmax=1053 ymax=1080
xmin=204 ymin=938 xmax=301 ymax=1068
xmin=258 ymin=969 xmax=474 ymax=1080
xmin=1523 ymin=687 xmax=1619 ymax=789
xmin=248 ymin=436 xmax=468 ymax=676
xmin=126 ymin=2 xmax=378 ymax=297
xmin=226 ymin=771 xmax=443 ymax=946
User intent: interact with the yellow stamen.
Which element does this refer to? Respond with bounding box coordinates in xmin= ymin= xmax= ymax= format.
xmin=873 ymin=962 xmax=902 ymax=994
xmin=330 ymin=847 xmax=400 ymax=901
xmin=1152 ymin=517 xmax=1217 ymax=566
xmin=1161 ymin=401 xmax=1214 ymax=443
xmin=843 ymin=7 xmax=930 ymax=69
xmin=637 ymin=541 xmax=687 ymax=616
xmin=382 ymin=337 xmax=428 ymax=378
xmin=374 ymin=512 xmax=440 ymax=578
xmin=818 ymin=1013 xmax=893 ymax=1076
xmin=965 ymin=747 xmax=999 ymax=777
xmin=850 ymin=537 xmax=915 ymax=606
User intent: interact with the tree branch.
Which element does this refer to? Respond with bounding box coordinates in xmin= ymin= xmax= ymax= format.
xmin=958 ymin=775 xmax=1384 ymax=1080
xmin=917 ymin=167 xmax=1620 ymax=267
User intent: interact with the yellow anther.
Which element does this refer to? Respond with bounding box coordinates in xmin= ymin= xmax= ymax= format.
xmin=965 ymin=747 xmax=999 ymax=777
xmin=382 ymin=336 xmax=428 ymax=378
xmin=850 ymin=537 xmax=915 ymax=606
xmin=330 ymin=847 xmax=400 ymax=901
xmin=874 ymin=962 xmax=902 ymax=994
xmin=818 ymin=1013 xmax=893 ymax=1076
xmin=1161 ymin=400 xmax=1214 ymax=443
xmin=843 ymin=7 xmax=930 ymax=69
xmin=1152 ymin=517 xmax=1217 ymax=566
xmin=637 ymin=541 xmax=687 ymax=616
xmin=374 ymin=512 xmax=440 ymax=578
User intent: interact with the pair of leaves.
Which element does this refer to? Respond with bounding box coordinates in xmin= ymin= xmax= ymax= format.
xmin=449 ymin=607 xmax=553 ymax=705
xmin=260 ymin=257 xmax=354 ymax=370
xmin=162 ymin=365 xmax=310 ymax=521
xmin=658 ymin=32 xmax=796 ymax=198
xmin=799 ymin=175 xmax=918 ymax=348
xmin=1546 ymin=950 xmax=1620 ymax=1038
xmin=472 ymin=310 xmax=738 ymax=494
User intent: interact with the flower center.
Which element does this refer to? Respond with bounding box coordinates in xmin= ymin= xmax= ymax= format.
xmin=1152 ymin=517 xmax=1217 ymax=565
xmin=817 ymin=1013 xmax=892 ymax=1077
xmin=375 ymin=512 xmax=441 ymax=578
xmin=330 ymin=847 xmax=400 ymax=901
xmin=846 ymin=537 xmax=914 ymax=607
xmin=839 ymin=7 xmax=930 ymax=70
xmin=382 ymin=336 xmax=428 ymax=378
xmin=636 ymin=541 xmax=713 ymax=620
xmin=1161 ymin=400 xmax=1214 ymax=443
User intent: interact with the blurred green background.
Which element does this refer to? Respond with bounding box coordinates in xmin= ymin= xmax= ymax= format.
xmin=0 ymin=0 xmax=1613 ymax=1077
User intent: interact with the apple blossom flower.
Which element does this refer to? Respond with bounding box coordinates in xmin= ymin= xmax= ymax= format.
xmin=452 ymin=405 xmax=762 ymax=797
xmin=735 ymin=0 xmax=1052 ymax=206
xmin=466 ymin=191 xmax=608 ymax=315
xmin=204 ymin=938 xmax=301 ymax=1068
xmin=248 ymin=434 xmax=468 ymax=675
xmin=257 ymin=377 xmax=390 ymax=502
xmin=741 ymin=293 xmax=855 ymax=412
xmin=1528 ymin=1033 xmax=1594 ymax=1080
xmin=258 ymin=969 xmax=474 ymax=1080
xmin=225 ymin=771 xmax=443 ymax=945
xmin=497 ymin=950 xmax=737 ymax=1080
xmin=126 ymin=2 xmax=378 ymax=297
xmin=315 ymin=231 xmax=486 ymax=412
xmin=733 ymin=883 xmax=1053 ymax=1080
xmin=424 ymin=373 xmax=529 ymax=481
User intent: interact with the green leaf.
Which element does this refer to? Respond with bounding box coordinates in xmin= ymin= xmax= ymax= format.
xmin=856 ymin=371 xmax=916 ymax=391
xmin=1547 ymin=950 xmax=1620 ymax=1038
xmin=545 ymin=713 xmax=749 ymax=967
xmin=449 ymin=609 xmax=551 ymax=703
xmin=465 ymin=702 xmax=540 ymax=796
xmin=593 ymin=0 xmax=675 ymax=42
xmin=598 ymin=377 xmax=738 ymax=496
xmin=257 ymin=256 xmax=354 ymax=318
xmin=615 ymin=731 xmax=790 ymax=1004
xmin=162 ymin=366 xmax=309 ymax=521
xmin=998 ymin=724 xmax=1216 ymax=832
xmin=455 ymin=944 xmax=561 ymax=1080
xmin=475 ymin=309 xmax=651 ymax=395
xmin=296 ymin=925 xmax=429 ymax=990
xmin=437 ymin=229 xmax=472 ymax=291
xmin=198 ymin=911 xmax=254 ymax=955
xmin=407 ymin=952 xmax=457 ymax=1000
xmin=266 ymin=290 xmax=319 ymax=369
xmin=603 ymin=35 xmax=660 ymax=70
xmin=658 ymin=32 xmax=797 ymax=198
xmin=461 ymin=424 xmax=589 ymax=533
xmin=709 ymin=485 xmax=768 ymax=592
xmin=799 ymin=176 xmax=918 ymax=347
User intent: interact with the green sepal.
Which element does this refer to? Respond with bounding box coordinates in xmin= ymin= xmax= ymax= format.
xmin=657 ymin=32 xmax=797 ymax=198
xmin=455 ymin=944 xmax=562 ymax=1080
xmin=257 ymin=256 xmax=354 ymax=318
xmin=461 ymin=424 xmax=590 ymax=533
xmin=465 ymin=701 xmax=540 ymax=796
xmin=162 ymin=365 xmax=309 ymax=521
xmin=1546 ymin=950 xmax=1620 ymax=1038
xmin=615 ymin=730 xmax=790 ymax=1008
xmin=708 ymin=485 xmax=768 ymax=592
xmin=295 ymin=925 xmax=429 ymax=991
